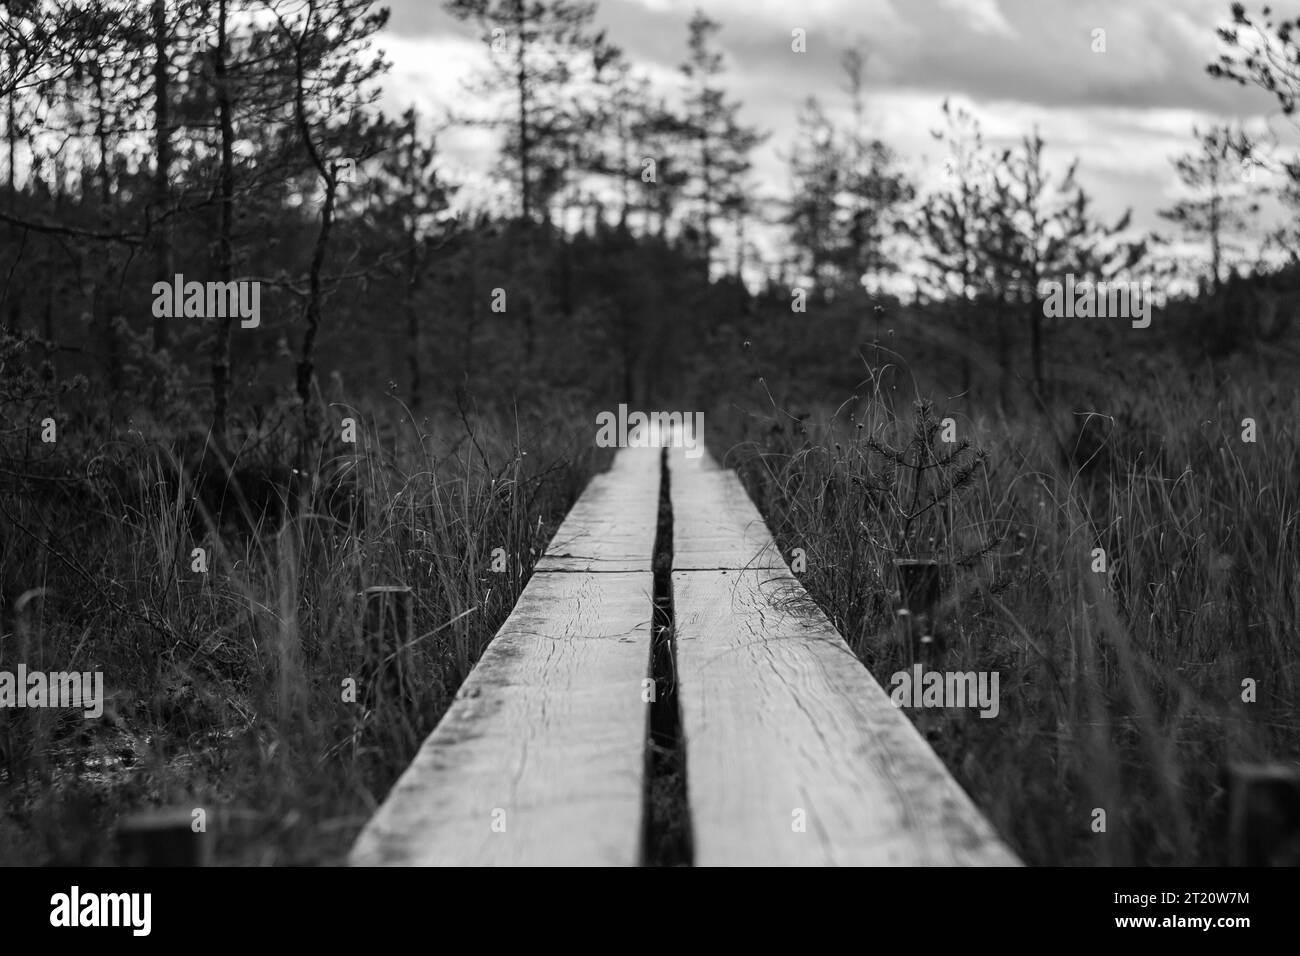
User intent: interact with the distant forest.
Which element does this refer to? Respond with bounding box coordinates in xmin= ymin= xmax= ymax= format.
xmin=3 ymin=0 xmax=1298 ymax=458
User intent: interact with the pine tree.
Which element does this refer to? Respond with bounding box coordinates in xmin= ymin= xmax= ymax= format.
xmin=836 ymin=48 xmax=912 ymax=291
xmin=678 ymin=10 xmax=765 ymax=280
xmin=1157 ymin=124 xmax=1258 ymax=294
xmin=783 ymin=96 xmax=843 ymax=293
xmin=265 ymin=0 xmax=392 ymax=436
xmin=989 ymin=129 xmax=1143 ymax=397
xmin=372 ymin=108 xmax=456 ymax=414
xmin=1206 ymin=6 xmax=1300 ymax=259
xmin=445 ymin=0 xmax=622 ymax=224
xmin=631 ymin=95 xmax=693 ymax=239
xmin=910 ymin=102 xmax=1006 ymax=395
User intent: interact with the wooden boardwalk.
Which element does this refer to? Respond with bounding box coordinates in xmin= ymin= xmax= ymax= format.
xmin=669 ymin=449 xmax=1017 ymax=865
xmin=349 ymin=447 xmax=658 ymax=866
xmin=349 ymin=442 xmax=1019 ymax=867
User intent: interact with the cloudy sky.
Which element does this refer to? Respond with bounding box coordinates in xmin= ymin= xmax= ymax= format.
xmin=372 ymin=0 xmax=1295 ymax=276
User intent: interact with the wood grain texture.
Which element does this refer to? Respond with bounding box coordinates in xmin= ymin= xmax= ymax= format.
xmin=666 ymin=445 xmax=785 ymax=570
xmin=666 ymin=443 xmax=1018 ymax=865
xmin=348 ymin=570 xmax=654 ymax=866
xmin=534 ymin=446 xmax=660 ymax=572
xmin=673 ymin=568 xmax=1020 ymax=866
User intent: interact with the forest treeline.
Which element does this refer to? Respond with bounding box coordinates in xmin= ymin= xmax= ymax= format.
xmin=3 ymin=0 xmax=1299 ymax=461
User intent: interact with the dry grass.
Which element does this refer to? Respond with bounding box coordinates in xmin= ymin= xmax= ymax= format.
xmin=0 ymin=400 xmax=601 ymax=865
xmin=719 ymin=350 xmax=1299 ymax=864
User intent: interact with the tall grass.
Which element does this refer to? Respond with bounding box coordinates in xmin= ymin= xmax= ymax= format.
xmin=0 ymin=400 xmax=601 ymax=864
xmin=717 ymin=352 xmax=1300 ymax=865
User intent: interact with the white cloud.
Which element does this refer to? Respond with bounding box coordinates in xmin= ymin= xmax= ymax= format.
xmin=939 ymin=0 xmax=1016 ymax=38
xmin=375 ymin=0 xmax=1288 ymax=259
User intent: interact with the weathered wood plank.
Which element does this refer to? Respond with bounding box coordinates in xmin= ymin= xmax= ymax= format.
xmin=349 ymin=570 xmax=653 ymax=866
xmin=534 ymin=446 xmax=660 ymax=572
xmin=667 ymin=447 xmax=785 ymax=570
xmin=667 ymin=443 xmax=1018 ymax=865
xmin=673 ymin=568 xmax=1019 ymax=866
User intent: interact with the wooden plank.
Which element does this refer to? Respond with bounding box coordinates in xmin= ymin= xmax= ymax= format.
xmin=673 ymin=568 xmax=1020 ymax=866
xmin=348 ymin=570 xmax=653 ymax=866
xmin=534 ymin=446 xmax=659 ymax=572
xmin=667 ymin=442 xmax=1018 ymax=865
xmin=667 ymin=446 xmax=785 ymax=570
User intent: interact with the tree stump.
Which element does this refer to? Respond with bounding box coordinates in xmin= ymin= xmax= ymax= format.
xmin=116 ymin=807 xmax=210 ymax=866
xmin=1226 ymin=763 xmax=1300 ymax=866
xmin=893 ymin=558 xmax=948 ymax=665
xmin=360 ymin=585 xmax=416 ymax=712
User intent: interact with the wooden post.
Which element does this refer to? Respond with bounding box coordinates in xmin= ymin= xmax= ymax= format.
xmin=360 ymin=585 xmax=415 ymax=711
xmin=116 ymin=807 xmax=210 ymax=866
xmin=1226 ymin=763 xmax=1300 ymax=866
xmin=894 ymin=558 xmax=942 ymax=611
xmin=893 ymin=558 xmax=947 ymax=665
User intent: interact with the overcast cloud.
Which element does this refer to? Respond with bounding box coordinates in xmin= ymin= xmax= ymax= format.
xmin=375 ymin=0 xmax=1296 ymax=271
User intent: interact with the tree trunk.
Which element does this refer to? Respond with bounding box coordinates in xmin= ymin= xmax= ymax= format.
xmin=405 ymin=236 xmax=423 ymax=414
xmin=92 ymin=66 xmax=122 ymax=404
xmin=151 ymin=0 xmax=173 ymax=351
xmin=1029 ymin=303 xmax=1046 ymax=400
xmin=734 ymin=211 xmax=745 ymax=279
xmin=287 ymin=5 xmax=337 ymax=450
xmin=1210 ymin=193 xmax=1223 ymax=295
xmin=210 ymin=0 xmax=236 ymax=447
xmin=296 ymin=178 xmax=336 ymax=425
xmin=5 ymin=51 xmax=21 ymax=335
xmin=464 ymin=247 xmax=477 ymax=385
xmin=700 ymin=131 xmax=712 ymax=281
xmin=514 ymin=0 xmax=532 ymax=222
xmin=995 ymin=301 xmax=1010 ymax=410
